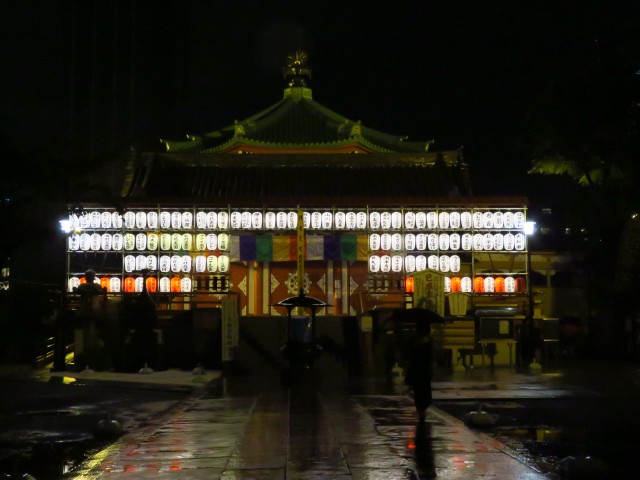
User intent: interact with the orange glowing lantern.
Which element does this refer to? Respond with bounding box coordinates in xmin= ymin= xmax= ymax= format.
xmin=145 ymin=277 xmax=158 ymax=293
xmin=494 ymin=277 xmax=505 ymax=292
xmin=100 ymin=277 xmax=110 ymax=292
xmin=473 ymin=276 xmax=485 ymax=292
xmin=405 ymin=276 xmax=415 ymax=293
xmin=170 ymin=276 xmax=181 ymax=292
xmin=450 ymin=276 xmax=462 ymax=292
xmin=124 ymin=277 xmax=136 ymax=293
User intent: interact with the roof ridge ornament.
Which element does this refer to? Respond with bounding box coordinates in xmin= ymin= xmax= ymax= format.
xmin=284 ymin=50 xmax=312 ymax=88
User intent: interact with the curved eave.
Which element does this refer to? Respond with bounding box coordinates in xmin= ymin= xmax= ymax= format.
xmin=200 ymin=137 xmax=397 ymax=154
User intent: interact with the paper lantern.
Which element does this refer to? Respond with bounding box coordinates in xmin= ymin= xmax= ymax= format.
xmin=493 ymin=211 xmax=504 ymax=229
xmin=79 ymin=233 xmax=91 ymax=251
xmin=207 ymin=211 xmax=218 ymax=229
xmin=515 ymin=276 xmax=527 ymax=293
xmin=218 ymin=255 xmax=229 ymax=272
xmin=207 ymin=255 xmax=218 ymax=272
xmin=181 ymin=211 xmax=193 ymax=229
xmin=218 ymin=211 xmax=229 ymax=229
xmin=171 ymin=233 xmax=182 ymax=251
xmin=109 ymin=277 xmax=121 ymax=293
xmin=181 ymin=255 xmax=191 ymax=272
xmin=404 ymin=255 xmax=416 ymax=272
xmin=444 ymin=277 xmax=451 ymax=292
xmin=493 ymin=233 xmax=504 ymax=250
xmin=369 ymin=212 xmax=381 ymax=230
xmin=134 ymin=277 xmax=144 ymax=292
xmin=461 ymin=277 xmax=472 ymax=293
xmin=274 ymin=211 xmax=286 ymax=229
xmin=427 ymin=211 xmax=438 ymax=229
xmin=159 ymin=277 xmax=170 ymax=293
xmin=101 ymin=211 xmax=112 ymax=228
xmin=111 ymin=212 xmax=123 ymax=228
xmin=392 ymin=211 xmax=403 ymax=229
xmin=357 ymin=211 xmax=368 ymax=229
xmin=79 ymin=213 xmax=91 ymax=229
xmin=100 ymin=277 xmax=110 ymax=292
xmin=515 ymin=233 xmax=526 ymax=250
xmin=416 ymin=255 xmax=427 ymax=271
xmin=483 ymin=233 xmax=494 ymax=251
xmin=439 ymin=233 xmax=450 ymax=250
xmin=159 ymin=256 xmax=170 ymax=272
xmin=146 ymin=255 xmax=157 ymax=271
xmin=428 ymin=234 xmax=438 ymax=251
xmin=206 ymin=233 xmax=217 ymax=251
xmin=230 ymin=212 xmax=241 ymax=229
xmin=461 ymin=233 xmax=472 ymax=251
xmin=449 ymin=233 xmax=460 ymax=251
xmin=404 ymin=212 xmax=416 ymax=229
xmin=218 ymin=234 xmax=229 ymax=251
xmin=124 ymin=233 xmax=135 ymax=251
xmin=196 ymin=211 xmax=207 ymax=229
xmin=135 ymin=211 xmax=147 ymax=229
xmin=473 ymin=212 xmax=484 ymax=229
xmin=112 ymin=233 xmax=123 ymax=251
xmin=450 ymin=276 xmax=462 ymax=292
xmin=195 ymin=256 xmax=206 ymax=272
xmin=181 ymin=233 xmax=193 ymax=251
xmin=404 ymin=233 xmax=416 ymax=251
xmin=124 ymin=255 xmax=135 ymax=273
xmin=449 ymin=211 xmax=461 ymax=229
xmin=438 ymin=211 xmax=450 ymax=229
xmin=241 ymin=211 xmax=251 ymax=229
xmin=461 ymin=211 xmax=472 ymax=229
xmin=322 ymin=211 xmax=333 ymax=229
xmin=135 ymin=255 xmax=147 ymax=271
xmin=380 ymin=255 xmax=391 ymax=273
xmin=416 ymin=234 xmax=427 ymax=251
xmin=160 ymin=234 xmax=171 ymax=251
xmin=439 ymin=255 xmax=450 ymax=272
xmin=145 ymin=277 xmax=157 ymax=293
xmin=494 ymin=276 xmax=505 ymax=292
xmin=505 ymin=277 xmax=516 ymax=292
xmin=450 ymin=255 xmax=461 ymax=272
xmin=90 ymin=234 xmax=101 ymax=251
xmin=391 ymin=255 xmax=403 ymax=272
xmin=170 ymin=255 xmax=181 ymax=273
xmin=473 ymin=277 xmax=485 ymax=292
xmin=311 ymin=211 xmax=322 ymax=229
xmin=334 ymin=211 xmax=345 ymax=229
xmin=380 ymin=211 xmax=391 ymax=229
xmin=503 ymin=211 xmax=514 ymax=228
xmin=391 ymin=233 xmax=403 ymax=251
xmin=428 ymin=255 xmax=439 ymax=270
xmin=264 ymin=211 xmax=276 ymax=229
xmin=147 ymin=233 xmax=158 ymax=251
xmin=170 ymin=276 xmax=181 ymax=292
xmin=415 ymin=212 xmax=427 ymax=229
xmin=195 ymin=234 xmax=206 ymax=251
xmin=514 ymin=211 xmax=525 ymax=228
xmin=69 ymin=235 xmax=80 ymax=251
xmin=483 ymin=212 xmax=494 ymax=229
xmin=369 ymin=255 xmax=380 ymax=273
xmin=302 ymin=211 xmax=311 ymax=229
xmin=405 ymin=277 xmax=414 ymax=293
xmin=135 ymin=233 xmax=147 ymax=251
xmin=484 ymin=277 xmax=495 ymax=292
xmin=181 ymin=277 xmax=192 ymax=292
xmin=124 ymin=277 xmax=135 ymax=293
xmin=123 ymin=211 xmax=136 ymax=228
xmin=380 ymin=234 xmax=392 ymax=251
xmin=159 ymin=211 xmax=171 ymax=229
xmin=473 ymin=234 xmax=484 ymax=251
xmin=369 ymin=234 xmax=380 ymax=251
xmin=170 ymin=212 xmax=182 ymax=229
xmin=503 ymin=233 xmax=515 ymax=250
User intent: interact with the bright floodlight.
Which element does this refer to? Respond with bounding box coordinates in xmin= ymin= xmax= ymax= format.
xmin=59 ymin=219 xmax=72 ymax=233
xmin=524 ymin=221 xmax=536 ymax=235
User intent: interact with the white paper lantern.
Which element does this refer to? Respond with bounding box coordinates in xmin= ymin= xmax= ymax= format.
xmin=123 ymin=233 xmax=135 ymax=251
xmin=392 ymin=255 xmax=403 ymax=272
xmin=158 ymin=211 xmax=170 ymax=229
xmin=181 ymin=211 xmax=192 ymax=229
xmin=265 ymin=212 xmax=276 ymax=229
xmin=136 ymin=233 xmax=147 ymax=251
xmin=514 ymin=211 xmax=525 ymax=229
xmin=146 ymin=233 xmax=158 ymax=251
xmin=171 ymin=211 xmax=182 ymax=229
xmin=427 ymin=211 xmax=438 ymax=229
xmin=461 ymin=277 xmax=472 ymax=292
xmin=439 ymin=233 xmax=450 ymax=250
xmin=251 ymin=212 xmax=262 ymax=230
xmin=439 ymin=255 xmax=450 ymax=272
xmin=218 ymin=211 xmax=229 ymax=229
xmin=505 ymin=277 xmax=516 ymax=292
xmin=493 ymin=211 xmax=504 ymax=229
xmin=503 ymin=211 xmax=514 ymax=228
xmin=206 ymin=211 xmax=218 ymax=229
xmin=428 ymin=255 xmax=439 ymax=270
xmin=134 ymin=277 xmax=144 ymax=293
xmin=380 ymin=255 xmax=391 ymax=273
xmin=380 ymin=233 xmax=392 ymax=251
xmin=90 ymin=233 xmax=101 ymax=251
xmin=80 ymin=213 xmax=91 ymax=229
xmin=230 ymin=211 xmax=241 ymax=229
xmin=461 ymin=233 xmax=472 ymax=251
xmin=160 ymin=233 xmax=171 ymax=251
xmin=389 ymin=211 xmax=401 ymax=229
xmin=334 ymin=211 xmax=345 ymax=229
xmin=276 ymin=211 xmax=288 ymax=229
xmin=483 ymin=211 xmax=494 ymax=229
xmin=461 ymin=211 xmax=472 ymax=229
xmin=321 ymin=211 xmax=333 ymax=229
xmin=310 ymin=211 xmax=321 ymax=229
xmin=515 ymin=233 xmax=526 ymax=250
xmin=302 ymin=211 xmax=310 ymax=229
xmin=404 ymin=233 xmax=416 ymax=251
xmin=171 ymin=233 xmax=182 ymax=251
xmin=444 ymin=277 xmax=451 ymax=293
xmin=101 ymin=233 xmax=112 ymax=251
xmin=159 ymin=277 xmax=171 ymax=292
xmin=438 ymin=211 xmax=450 ymax=229
xmin=416 ymin=255 xmax=427 ymax=271
xmin=159 ymin=256 xmax=170 ymax=272
xmin=368 ymin=255 xmax=380 ymax=273
xmin=181 ymin=233 xmax=193 ymax=251
xmin=484 ymin=277 xmax=495 ymax=292
xmin=89 ymin=211 xmax=101 ymax=228
xmin=218 ymin=255 xmax=229 ymax=272
xmin=207 ymin=255 xmax=218 ymax=272
xmin=405 ymin=255 xmax=416 ymax=272
xmin=355 ymin=211 xmax=366 ymax=229
xmin=404 ymin=212 xmax=416 ymax=229
xmin=170 ymin=255 xmax=181 ymax=272
xmin=181 ymin=277 xmax=192 ymax=292
xmin=369 ymin=234 xmax=381 ymax=251
xmin=206 ymin=233 xmax=218 ymax=251
xmin=79 ymin=233 xmax=90 ymax=251
xmin=218 ymin=234 xmax=229 ymax=251
xmin=195 ymin=234 xmax=206 ymax=251
xmin=428 ymin=234 xmax=438 ymax=251
xmin=146 ymin=255 xmax=157 ymax=271
xmin=124 ymin=255 xmax=135 ymax=272
xmin=68 ymin=277 xmax=80 ymax=292
xmin=196 ymin=211 xmax=207 ymax=229
xmin=450 ymin=254 xmax=461 ymax=272
xmin=416 ymin=234 xmax=427 ymax=251
xmin=503 ymin=233 xmax=515 ymax=250
xmin=449 ymin=211 xmax=461 ymax=229
xmin=449 ymin=233 xmax=460 ymax=251
xmin=111 ymin=212 xmax=123 ymax=228
xmin=101 ymin=212 xmax=112 ymax=228
xmin=195 ymin=256 xmax=206 ymax=272
xmin=415 ymin=212 xmax=427 ymax=229
xmin=378 ymin=211 xmax=390 ymax=229
xmin=241 ymin=211 xmax=252 ymax=229
xmin=109 ymin=277 xmax=121 ymax=293
xmin=493 ymin=233 xmax=504 ymax=250
xmin=112 ymin=233 xmax=123 ymax=251
xmin=135 ymin=255 xmax=147 ymax=271
xmin=288 ymin=211 xmax=298 ymax=229
xmin=135 ymin=211 xmax=147 ymax=229
xmin=181 ymin=255 xmax=191 ymax=272
xmin=473 ymin=212 xmax=484 ymax=229
xmin=473 ymin=233 xmax=484 ymax=251
xmin=483 ymin=233 xmax=494 ymax=250
xmin=369 ymin=211 xmax=381 ymax=230
xmin=69 ymin=235 xmax=80 ymax=251
xmin=392 ymin=234 xmax=403 ymax=251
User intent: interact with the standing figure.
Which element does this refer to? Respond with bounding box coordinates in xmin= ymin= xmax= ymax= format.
xmin=404 ymin=319 xmax=433 ymax=423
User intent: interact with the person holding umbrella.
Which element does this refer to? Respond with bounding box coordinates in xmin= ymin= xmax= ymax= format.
xmin=404 ymin=318 xmax=434 ymax=423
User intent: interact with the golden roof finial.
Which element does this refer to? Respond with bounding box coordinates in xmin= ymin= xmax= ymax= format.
xmin=283 ymin=50 xmax=312 ymax=87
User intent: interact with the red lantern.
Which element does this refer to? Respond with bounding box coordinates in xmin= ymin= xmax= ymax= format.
xmin=515 ymin=276 xmax=527 ymax=293
xmin=170 ymin=276 xmax=181 ymax=292
xmin=494 ymin=277 xmax=505 ymax=293
xmin=473 ymin=277 xmax=485 ymax=293
xmin=450 ymin=277 xmax=461 ymax=292
xmin=405 ymin=277 xmax=414 ymax=293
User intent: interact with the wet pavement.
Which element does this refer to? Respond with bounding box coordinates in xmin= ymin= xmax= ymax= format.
xmin=2 ymin=359 xmax=639 ymax=479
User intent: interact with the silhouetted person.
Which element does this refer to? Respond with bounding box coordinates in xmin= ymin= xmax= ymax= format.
xmin=404 ymin=319 xmax=433 ymax=423
xmin=74 ymin=269 xmax=106 ymax=351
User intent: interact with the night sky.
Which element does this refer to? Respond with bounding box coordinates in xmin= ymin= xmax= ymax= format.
xmin=1 ymin=1 xmax=638 ymax=200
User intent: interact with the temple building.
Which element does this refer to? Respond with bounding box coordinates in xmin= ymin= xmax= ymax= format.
xmin=62 ymin=52 xmax=531 ymax=369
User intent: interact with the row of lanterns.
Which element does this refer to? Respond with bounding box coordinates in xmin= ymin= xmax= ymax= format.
xmin=370 ymin=232 xmax=526 ymax=251
xmin=124 ymin=254 xmax=229 ymax=273
xmin=68 ymin=275 xmax=228 ymax=293
xmin=69 ymin=233 xmax=230 ymax=252
xmin=442 ymin=276 xmax=527 ymax=293
xmin=70 ymin=209 xmax=526 ymax=231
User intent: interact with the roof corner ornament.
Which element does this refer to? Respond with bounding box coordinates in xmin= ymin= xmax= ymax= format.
xmin=350 ymin=121 xmax=362 ymax=137
xmin=234 ymin=120 xmax=246 ymax=137
xmin=284 ymin=50 xmax=312 ymax=88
